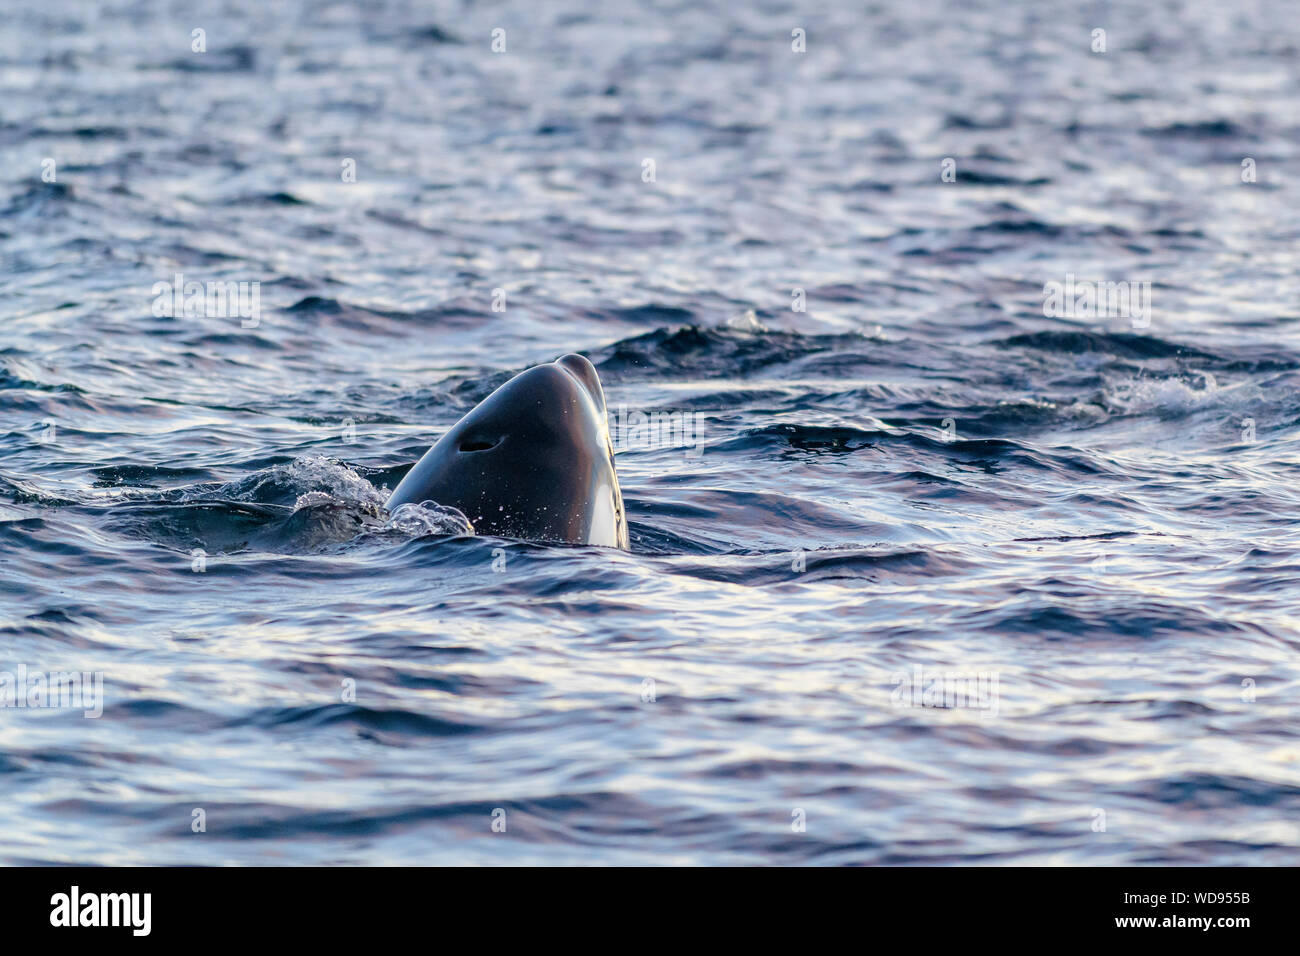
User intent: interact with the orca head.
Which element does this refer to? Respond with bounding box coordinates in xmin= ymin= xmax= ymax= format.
xmin=387 ymin=354 xmax=628 ymax=549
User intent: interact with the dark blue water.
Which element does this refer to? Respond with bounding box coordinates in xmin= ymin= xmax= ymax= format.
xmin=3 ymin=0 xmax=1300 ymax=864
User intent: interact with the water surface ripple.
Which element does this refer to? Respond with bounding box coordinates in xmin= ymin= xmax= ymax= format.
xmin=2 ymin=0 xmax=1299 ymax=864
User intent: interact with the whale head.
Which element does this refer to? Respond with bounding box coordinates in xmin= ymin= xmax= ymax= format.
xmin=386 ymin=353 xmax=629 ymax=549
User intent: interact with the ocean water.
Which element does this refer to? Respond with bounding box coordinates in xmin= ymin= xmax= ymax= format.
xmin=3 ymin=0 xmax=1300 ymax=865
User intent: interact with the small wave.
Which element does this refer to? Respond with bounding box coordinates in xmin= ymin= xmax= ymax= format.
xmin=1100 ymin=371 xmax=1232 ymax=417
xmin=997 ymin=330 xmax=1215 ymax=361
xmin=285 ymin=295 xmax=484 ymax=331
xmin=2 ymin=181 xmax=79 ymax=218
xmin=90 ymin=464 xmax=210 ymax=488
xmin=200 ymin=457 xmax=390 ymax=509
xmin=245 ymin=703 xmax=486 ymax=737
xmin=96 ymin=458 xmax=473 ymax=554
xmin=592 ymin=324 xmax=870 ymax=380
xmin=158 ymin=45 xmax=256 ymax=73
xmin=719 ymin=423 xmax=885 ymax=455
xmin=236 ymin=191 xmax=310 ymax=207
xmin=672 ymin=546 xmax=978 ymax=587
xmin=1141 ymin=119 xmax=1245 ymax=139
xmin=383 ymin=502 xmax=475 ymax=537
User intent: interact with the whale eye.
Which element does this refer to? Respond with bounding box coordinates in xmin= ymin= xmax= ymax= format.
xmin=459 ymin=438 xmax=498 ymax=452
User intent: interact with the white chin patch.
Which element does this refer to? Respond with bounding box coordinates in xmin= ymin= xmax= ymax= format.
xmin=587 ymin=481 xmax=618 ymax=546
